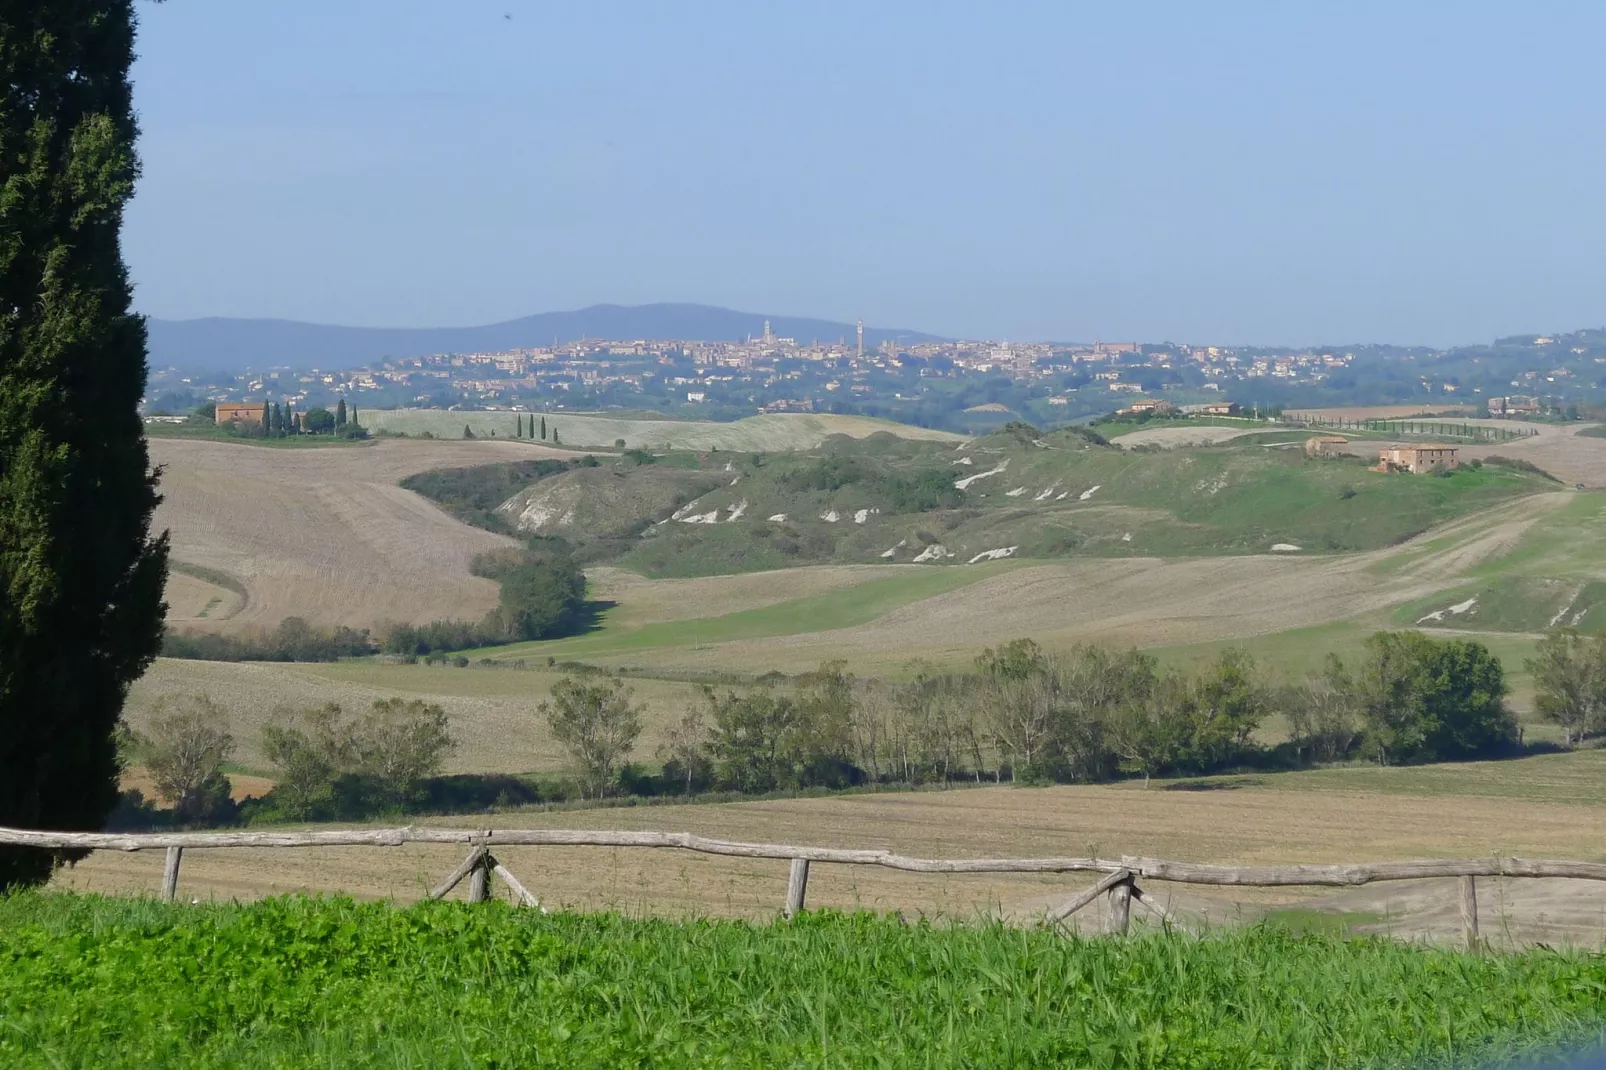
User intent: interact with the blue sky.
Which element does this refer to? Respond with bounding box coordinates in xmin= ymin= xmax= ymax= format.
xmin=128 ymin=1 xmax=1606 ymax=345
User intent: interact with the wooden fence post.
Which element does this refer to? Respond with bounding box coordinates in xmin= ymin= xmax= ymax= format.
xmin=1107 ymin=875 xmax=1132 ymax=935
xmin=784 ymin=858 xmax=810 ymax=918
xmin=1459 ymin=875 xmax=1479 ymax=950
xmin=161 ymin=846 xmax=183 ymax=902
xmin=467 ymin=851 xmax=491 ymax=904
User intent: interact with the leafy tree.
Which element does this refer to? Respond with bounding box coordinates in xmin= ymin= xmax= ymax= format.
xmin=541 ymin=675 xmax=642 ymax=798
xmin=138 ymin=694 xmax=235 ymax=824
xmin=973 ymin=639 xmax=1058 ymax=780
xmin=704 ymin=685 xmax=799 ymax=793
xmin=1526 ymin=629 xmax=1606 ymax=745
xmin=1106 ymin=674 xmax=1188 ymax=787
xmin=1344 ymin=631 xmax=1515 ymax=764
xmin=302 ymin=407 xmax=335 ymax=434
xmin=1282 ymin=658 xmax=1361 ymax=763
xmin=0 ymin=1 xmax=170 ymax=888
xmin=1180 ymin=648 xmax=1266 ymax=769
xmin=497 ymin=555 xmax=585 ymax=640
xmin=656 ymin=707 xmax=711 ymax=793
xmin=356 ymin=698 xmax=455 ymax=807
xmin=260 ymin=704 xmax=358 ymax=819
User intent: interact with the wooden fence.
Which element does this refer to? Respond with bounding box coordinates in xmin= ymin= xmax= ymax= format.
xmin=8 ymin=825 xmax=1605 ymax=947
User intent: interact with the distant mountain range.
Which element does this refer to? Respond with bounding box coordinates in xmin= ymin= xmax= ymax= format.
xmin=145 ymin=303 xmax=943 ymax=372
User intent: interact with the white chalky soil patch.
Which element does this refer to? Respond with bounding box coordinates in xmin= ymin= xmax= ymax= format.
xmin=913 ymin=544 xmax=952 ymax=563
xmin=967 ymin=546 xmax=1017 ymax=564
xmin=1078 ymin=485 xmax=1101 ymax=501
xmin=955 ymin=459 xmax=1008 ymax=490
xmin=1416 ymin=597 xmax=1478 ymax=624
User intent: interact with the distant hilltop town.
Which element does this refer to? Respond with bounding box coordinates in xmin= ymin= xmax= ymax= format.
xmin=141 ymin=324 xmax=1606 ymax=436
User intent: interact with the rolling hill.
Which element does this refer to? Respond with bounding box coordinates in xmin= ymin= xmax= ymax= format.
xmin=406 ymin=423 xmax=1555 ymax=578
xmin=147 ymin=303 xmax=943 ymax=372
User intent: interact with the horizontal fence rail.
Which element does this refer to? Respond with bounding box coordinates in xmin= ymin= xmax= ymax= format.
xmin=7 ymin=825 xmax=1600 ymax=946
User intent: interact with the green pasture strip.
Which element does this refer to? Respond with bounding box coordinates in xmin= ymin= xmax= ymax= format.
xmin=491 ymin=564 xmax=1004 ymax=658
xmin=1 ymin=894 xmax=1602 ymax=1069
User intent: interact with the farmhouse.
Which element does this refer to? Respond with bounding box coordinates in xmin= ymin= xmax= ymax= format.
xmin=1197 ymin=401 xmax=1240 ymax=416
xmin=1118 ymin=399 xmax=1175 ymax=416
xmin=1304 ymin=435 xmax=1349 ymax=457
xmin=214 ymin=402 xmax=263 ymax=425
xmin=1377 ymin=444 xmax=1459 ymax=474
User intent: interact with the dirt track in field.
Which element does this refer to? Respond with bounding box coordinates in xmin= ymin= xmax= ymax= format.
xmin=152 ymin=438 xmax=574 ymax=633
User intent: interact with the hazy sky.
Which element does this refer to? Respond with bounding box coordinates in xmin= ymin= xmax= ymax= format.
xmin=128 ymin=1 xmax=1606 ymax=345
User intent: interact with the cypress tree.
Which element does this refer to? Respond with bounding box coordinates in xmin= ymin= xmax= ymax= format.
xmin=0 ymin=2 xmax=169 ymax=888
xmin=270 ymin=402 xmax=282 ymax=435
xmin=335 ymin=398 xmax=346 ymax=428
xmin=540 ymin=416 xmax=547 ymax=440
xmin=260 ymin=401 xmax=270 ymax=433
xmin=349 ymin=405 xmax=358 ymax=427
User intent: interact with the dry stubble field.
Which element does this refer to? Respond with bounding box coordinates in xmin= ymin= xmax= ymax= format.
xmin=153 ymin=437 xmax=571 ymax=633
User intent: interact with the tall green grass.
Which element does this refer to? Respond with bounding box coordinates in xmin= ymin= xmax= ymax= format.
xmin=1 ymin=893 xmax=1602 ymax=1067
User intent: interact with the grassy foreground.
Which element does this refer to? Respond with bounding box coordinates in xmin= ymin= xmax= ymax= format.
xmin=3 ymin=895 xmax=1604 ymax=1067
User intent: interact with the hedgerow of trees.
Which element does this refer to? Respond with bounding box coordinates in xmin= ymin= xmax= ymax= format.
xmin=545 ymin=632 xmax=1520 ymax=801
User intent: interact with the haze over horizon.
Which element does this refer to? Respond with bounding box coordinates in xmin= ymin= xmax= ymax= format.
xmin=129 ymin=2 xmax=1606 ymax=348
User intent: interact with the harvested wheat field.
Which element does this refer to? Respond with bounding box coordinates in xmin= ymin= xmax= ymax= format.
xmin=53 ymin=752 xmax=1606 ymax=945
xmin=151 ymin=437 xmax=575 ymax=634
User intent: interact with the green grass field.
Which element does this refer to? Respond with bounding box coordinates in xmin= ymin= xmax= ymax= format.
xmin=494 ymin=563 xmax=1005 ymax=660
xmin=2 ymin=893 xmax=1602 ymax=1068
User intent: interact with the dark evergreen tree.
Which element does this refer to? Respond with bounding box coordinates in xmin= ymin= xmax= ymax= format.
xmin=260 ymin=401 xmax=269 ymax=431
xmin=540 ymin=416 xmax=547 ymax=440
xmin=552 ymin=427 xmax=559 ymax=445
xmin=463 ymin=424 xmax=475 ymax=439
xmin=349 ymin=405 xmax=357 ymax=427
xmin=335 ymin=398 xmax=346 ymax=428
xmin=0 ymin=2 xmax=169 ymax=888
xmin=270 ymin=402 xmax=283 ymax=436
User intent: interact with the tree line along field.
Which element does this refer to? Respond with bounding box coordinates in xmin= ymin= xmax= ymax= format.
xmin=6 ymin=893 xmax=1603 ymax=1068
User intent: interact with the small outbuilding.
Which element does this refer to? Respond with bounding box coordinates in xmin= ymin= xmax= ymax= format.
xmin=1304 ymin=435 xmax=1349 ymax=457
